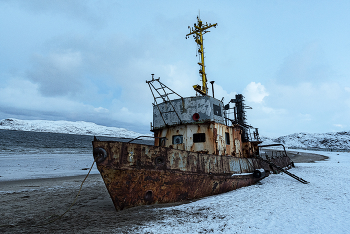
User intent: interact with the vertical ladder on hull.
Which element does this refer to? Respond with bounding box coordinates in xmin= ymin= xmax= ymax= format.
xmin=255 ymin=155 xmax=309 ymax=184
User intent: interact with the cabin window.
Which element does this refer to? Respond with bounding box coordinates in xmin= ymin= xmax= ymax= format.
xmin=159 ymin=137 xmax=166 ymax=147
xmin=193 ymin=133 xmax=206 ymax=143
xmin=225 ymin=132 xmax=230 ymax=145
xmin=213 ymin=104 xmax=222 ymax=116
xmin=172 ymin=135 xmax=183 ymax=144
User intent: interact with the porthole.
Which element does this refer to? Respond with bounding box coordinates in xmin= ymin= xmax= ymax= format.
xmin=155 ymin=156 xmax=165 ymax=165
xmin=172 ymin=135 xmax=183 ymax=144
xmin=144 ymin=190 xmax=153 ymax=202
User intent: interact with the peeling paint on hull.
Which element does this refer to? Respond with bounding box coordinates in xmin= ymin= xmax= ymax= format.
xmin=98 ymin=167 xmax=263 ymax=211
xmin=93 ymin=141 xmax=292 ymax=211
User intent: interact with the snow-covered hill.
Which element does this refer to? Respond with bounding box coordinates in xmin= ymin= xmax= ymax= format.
xmin=263 ymin=131 xmax=350 ymax=150
xmin=0 ymin=118 xmax=148 ymax=138
xmin=1 ymin=118 xmax=350 ymax=150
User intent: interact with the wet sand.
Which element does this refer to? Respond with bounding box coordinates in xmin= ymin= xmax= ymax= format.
xmin=286 ymin=150 xmax=329 ymax=163
xmin=0 ymin=151 xmax=328 ymax=233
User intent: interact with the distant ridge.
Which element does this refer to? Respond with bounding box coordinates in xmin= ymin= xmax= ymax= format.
xmin=0 ymin=118 xmax=148 ymax=138
xmin=1 ymin=118 xmax=349 ymax=150
xmin=262 ymin=131 xmax=350 ymax=150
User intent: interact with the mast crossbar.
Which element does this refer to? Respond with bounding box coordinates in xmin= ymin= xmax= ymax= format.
xmin=186 ymin=16 xmax=217 ymax=95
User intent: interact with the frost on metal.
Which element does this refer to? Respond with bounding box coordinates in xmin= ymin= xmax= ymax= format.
xmin=153 ymin=96 xmax=225 ymax=129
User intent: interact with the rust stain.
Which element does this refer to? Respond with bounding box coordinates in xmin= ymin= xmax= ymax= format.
xmin=97 ymin=165 xmax=261 ymax=211
xmin=92 ymin=141 xmax=292 ymax=211
xmin=153 ymin=122 xmax=259 ymax=157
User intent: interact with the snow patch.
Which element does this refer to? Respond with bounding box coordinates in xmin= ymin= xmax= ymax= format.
xmin=0 ymin=118 xmax=148 ymax=138
xmin=260 ymin=131 xmax=350 ymax=150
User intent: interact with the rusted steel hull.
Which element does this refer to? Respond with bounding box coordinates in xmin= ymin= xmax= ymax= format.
xmin=98 ymin=167 xmax=263 ymax=210
xmin=92 ymin=141 xmax=292 ymax=211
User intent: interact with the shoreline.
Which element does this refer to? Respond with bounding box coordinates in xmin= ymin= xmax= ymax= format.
xmin=0 ymin=150 xmax=330 ymax=233
xmin=286 ymin=150 xmax=329 ymax=163
xmin=0 ymin=149 xmax=328 ymax=185
xmin=261 ymin=149 xmax=329 ymax=163
xmin=0 ymin=174 xmax=101 ymax=193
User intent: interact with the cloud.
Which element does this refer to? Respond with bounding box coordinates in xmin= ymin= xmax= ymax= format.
xmin=0 ymin=77 xmax=88 ymax=114
xmin=276 ymin=42 xmax=332 ymax=85
xmin=266 ymin=81 xmax=344 ymax=113
xmin=243 ymin=82 xmax=269 ymax=103
xmin=94 ymin=107 xmax=109 ymax=113
xmin=232 ymin=78 xmax=350 ymax=137
xmin=2 ymin=1 xmax=350 ymax=138
xmin=249 ymin=80 xmax=350 ymax=136
xmin=0 ymin=76 xmax=152 ymax=132
xmin=5 ymin=30 xmax=197 ymax=131
xmin=210 ymin=83 xmax=237 ymax=103
xmin=333 ymin=124 xmax=345 ymax=129
xmin=28 ymin=50 xmax=83 ymax=97
xmin=5 ymin=0 xmax=110 ymax=27
xmin=0 ymin=3 xmax=203 ymax=133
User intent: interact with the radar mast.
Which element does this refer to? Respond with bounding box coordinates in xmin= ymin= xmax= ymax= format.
xmin=186 ymin=16 xmax=217 ymax=96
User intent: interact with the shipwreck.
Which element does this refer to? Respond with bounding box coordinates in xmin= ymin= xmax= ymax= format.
xmin=92 ymin=16 xmax=296 ymax=211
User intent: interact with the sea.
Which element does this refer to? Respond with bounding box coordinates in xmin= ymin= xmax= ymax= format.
xmin=0 ymin=129 xmax=154 ymax=181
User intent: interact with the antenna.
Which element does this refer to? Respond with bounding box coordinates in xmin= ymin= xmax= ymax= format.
xmin=186 ymin=15 xmax=217 ymax=96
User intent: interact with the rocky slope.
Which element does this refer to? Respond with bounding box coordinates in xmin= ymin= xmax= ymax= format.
xmin=262 ymin=132 xmax=350 ymax=150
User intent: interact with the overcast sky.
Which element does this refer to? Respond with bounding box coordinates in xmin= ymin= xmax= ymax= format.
xmin=1 ymin=0 xmax=350 ymax=137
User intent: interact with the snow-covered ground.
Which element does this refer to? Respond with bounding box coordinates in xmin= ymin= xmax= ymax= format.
xmin=0 ymin=118 xmax=146 ymax=138
xmin=2 ymin=150 xmax=349 ymax=233
xmin=132 ymin=151 xmax=350 ymax=234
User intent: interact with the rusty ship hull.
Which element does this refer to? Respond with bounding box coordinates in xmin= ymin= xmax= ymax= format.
xmin=92 ymin=141 xmax=292 ymax=211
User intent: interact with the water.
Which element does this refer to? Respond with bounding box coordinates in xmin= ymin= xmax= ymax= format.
xmin=0 ymin=129 xmax=154 ymax=155
xmin=0 ymin=129 xmax=154 ymax=181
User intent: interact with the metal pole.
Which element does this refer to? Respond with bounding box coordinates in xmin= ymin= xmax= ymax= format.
xmin=210 ymin=81 xmax=215 ymax=98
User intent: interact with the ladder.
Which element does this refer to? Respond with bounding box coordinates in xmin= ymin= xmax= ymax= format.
xmin=256 ymin=155 xmax=309 ymax=184
xmin=146 ymin=74 xmax=183 ymax=126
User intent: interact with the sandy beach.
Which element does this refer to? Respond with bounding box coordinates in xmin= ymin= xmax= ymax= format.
xmin=0 ymin=151 xmax=329 ymax=233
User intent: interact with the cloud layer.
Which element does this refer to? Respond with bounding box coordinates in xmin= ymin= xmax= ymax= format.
xmin=1 ymin=1 xmax=350 ymax=137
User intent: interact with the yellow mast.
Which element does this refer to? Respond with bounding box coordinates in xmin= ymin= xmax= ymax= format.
xmin=186 ymin=16 xmax=217 ymax=95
